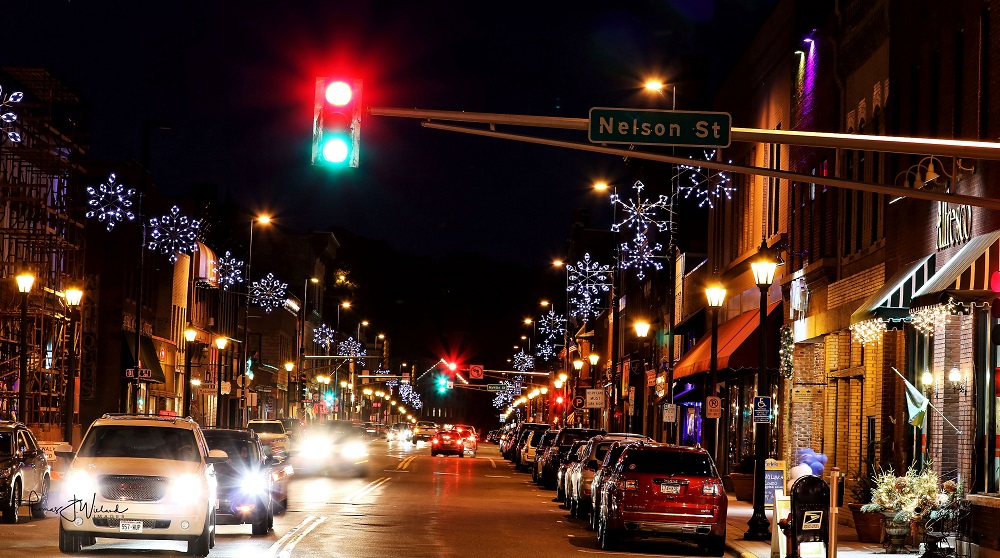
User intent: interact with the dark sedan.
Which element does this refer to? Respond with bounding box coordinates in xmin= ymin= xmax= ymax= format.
xmin=202 ymin=429 xmax=275 ymax=535
xmin=0 ymin=421 xmax=50 ymax=523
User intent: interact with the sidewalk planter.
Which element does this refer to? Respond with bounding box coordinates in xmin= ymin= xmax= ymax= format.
xmin=728 ymin=473 xmax=754 ymax=502
xmin=848 ymin=503 xmax=883 ymax=543
xmin=883 ymin=515 xmax=910 ymax=553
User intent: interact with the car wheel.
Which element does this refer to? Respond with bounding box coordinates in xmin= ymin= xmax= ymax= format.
xmin=58 ymin=522 xmax=84 ymax=553
xmin=30 ymin=476 xmax=49 ymax=519
xmin=2 ymin=481 xmax=20 ymax=524
xmin=251 ymin=507 xmax=269 ymax=536
xmin=703 ymin=534 xmax=726 ymax=557
xmin=187 ymin=514 xmax=211 ymax=556
xmin=598 ymin=515 xmax=619 ymax=550
xmin=570 ymin=497 xmax=580 ymax=518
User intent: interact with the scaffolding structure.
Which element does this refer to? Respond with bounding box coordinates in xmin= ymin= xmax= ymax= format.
xmin=0 ymin=68 xmax=86 ymax=434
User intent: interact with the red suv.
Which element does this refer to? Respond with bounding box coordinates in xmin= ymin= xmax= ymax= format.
xmin=596 ymin=444 xmax=726 ymax=555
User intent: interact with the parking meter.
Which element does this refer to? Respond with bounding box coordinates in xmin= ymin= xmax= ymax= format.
xmin=779 ymin=474 xmax=829 ymax=558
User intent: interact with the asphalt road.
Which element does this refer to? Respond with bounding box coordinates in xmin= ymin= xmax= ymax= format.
xmin=0 ymin=441 xmax=712 ymax=557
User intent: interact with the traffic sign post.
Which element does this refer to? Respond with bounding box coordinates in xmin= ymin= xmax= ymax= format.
xmin=125 ymin=368 xmax=152 ymax=379
xmin=469 ymin=364 xmax=484 ymax=379
xmin=487 ymin=383 xmax=505 ymax=392
xmin=588 ymin=107 xmax=732 ymax=148
xmin=753 ymin=396 xmax=772 ymax=423
xmin=706 ymin=396 xmax=722 ymax=419
xmin=572 ymin=396 xmax=585 ymax=410
xmin=585 ymin=388 xmax=605 ymax=409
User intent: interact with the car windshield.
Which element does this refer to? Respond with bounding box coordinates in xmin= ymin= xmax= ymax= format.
xmin=203 ymin=433 xmax=258 ymax=466
xmin=279 ymin=419 xmax=301 ymax=433
xmin=248 ymin=422 xmax=284 ymax=434
xmin=623 ymin=451 xmax=716 ymax=476
xmin=0 ymin=432 xmax=11 ymax=456
xmin=560 ymin=430 xmax=603 ymax=447
xmin=78 ymin=426 xmax=200 ymax=462
xmin=416 ymin=422 xmax=436 ymax=429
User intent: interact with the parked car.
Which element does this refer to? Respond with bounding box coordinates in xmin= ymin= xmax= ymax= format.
xmin=566 ymin=434 xmax=652 ymax=520
xmin=246 ymin=420 xmax=288 ymax=459
xmin=59 ymin=414 xmax=228 ymax=556
xmin=504 ymin=423 xmax=550 ymax=461
xmin=596 ymin=444 xmax=727 ymax=555
xmin=517 ymin=427 xmax=548 ymax=472
xmin=0 ymin=421 xmax=51 ymax=523
xmin=540 ymin=428 xmax=605 ymax=490
xmin=202 ymin=429 xmax=274 ymax=535
xmin=411 ymin=421 xmax=439 ymax=444
xmin=532 ymin=430 xmax=560 ymax=483
xmin=485 ymin=430 xmax=500 ymax=444
xmin=590 ymin=439 xmax=647 ymax=531
xmin=430 ymin=429 xmax=466 ymax=457
xmin=557 ymin=441 xmax=588 ymax=502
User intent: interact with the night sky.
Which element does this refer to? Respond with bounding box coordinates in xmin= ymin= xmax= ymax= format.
xmin=8 ymin=1 xmax=775 ymax=372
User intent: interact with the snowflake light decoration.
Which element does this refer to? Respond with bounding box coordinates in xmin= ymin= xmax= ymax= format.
xmin=512 ymin=349 xmax=534 ymax=372
xmin=0 ymin=85 xmax=24 ymax=143
xmin=535 ymin=340 xmax=556 ymax=362
xmin=676 ymin=150 xmax=735 ymax=209
xmin=610 ymin=180 xmax=670 ymax=233
xmin=249 ymin=272 xmax=287 ymax=313
xmin=399 ymin=383 xmax=423 ymax=410
xmin=338 ymin=336 xmax=365 ymax=357
xmin=567 ymin=253 xmax=611 ymax=320
xmin=85 ymin=173 xmax=136 ymax=232
xmin=492 ymin=376 xmax=523 ymax=409
xmin=619 ymin=230 xmax=664 ymax=281
xmin=148 ymin=205 xmax=201 ymax=263
xmin=313 ymin=324 xmax=335 ymax=350
xmin=213 ymin=251 xmax=244 ymax=290
xmin=537 ymin=309 xmax=566 ymax=340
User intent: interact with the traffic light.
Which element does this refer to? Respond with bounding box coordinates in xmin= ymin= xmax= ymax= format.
xmin=312 ymin=77 xmax=362 ymax=168
xmin=437 ymin=375 xmax=449 ymax=394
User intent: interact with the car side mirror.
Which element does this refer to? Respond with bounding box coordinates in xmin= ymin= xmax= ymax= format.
xmin=22 ymin=449 xmax=38 ymax=459
xmin=207 ymin=449 xmax=229 ymax=464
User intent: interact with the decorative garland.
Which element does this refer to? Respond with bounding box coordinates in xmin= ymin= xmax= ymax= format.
xmin=778 ymin=325 xmax=794 ymax=379
xmin=850 ymin=318 xmax=887 ymax=346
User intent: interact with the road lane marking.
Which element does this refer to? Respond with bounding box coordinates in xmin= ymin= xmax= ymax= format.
xmin=397 ymin=456 xmax=416 ymax=469
xmin=266 ymin=515 xmax=316 ymax=557
xmin=489 ymin=458 xmax=496 ymax=468
xmin=484 ymin=475 xmax=510 ymax=478
xmin=382 ymin=469 xmax=411 ymax=473
xmin=277 ymin=516 xmax=328 ymax=558
xmin=344 ymin=476 xmax=391 ymax=502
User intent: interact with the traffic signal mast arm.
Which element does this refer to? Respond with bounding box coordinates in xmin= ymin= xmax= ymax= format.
xmin=369 ymin=106 xmax=1000 ymax=211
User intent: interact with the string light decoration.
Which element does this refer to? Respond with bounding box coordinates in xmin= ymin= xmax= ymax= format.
xmin=399 ymin=383 xmax=423 ymax=410
xmin=213 ymin=251 xmax=244 ymax=290
xmin=778 ymin=325 xmax=795 ymax=379
xmin=610 ymin=180 xmax=670 ymax=233
xmin=538 ymin=309 xmax=566 ymax=339
xmin=910 ymin=299 xmax=959 ymax=335
xmin=567 ymin=253 xmax=612 ymax=320
xmin=0 ymin=85 xmax=24 ymax=142
xmin=338 ymin=336 xmax=365 ymax=357
xmin=512 ymin=349 xmax=534 ymax=372
xmin=675 ymin=150 xmax=735 ymax=209
xmin=492 ymin=376 xmax=523 ymax=409
xmin=148 ymin=205 xmax=201 ymax=263
xmin=85 ymin=173 xmax=136 ymax=232
xmin=619 ymin=230 xmax=664 ymax=280
xmin=313 ymin=323 xmax=335 ymax=351
xmin=850 ymin=318 xmax=887 ymax=346
xmin=535 ymin=339 xmax=557 ymax=362
xmin=249 ymin=272 xmax=287 ymax=313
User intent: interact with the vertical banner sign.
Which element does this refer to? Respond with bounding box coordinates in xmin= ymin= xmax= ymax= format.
xmin=764 ymin=459 xmax=786 ymax=507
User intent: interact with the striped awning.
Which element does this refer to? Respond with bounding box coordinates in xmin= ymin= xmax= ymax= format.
xmin=910 ymin=230 xmax=1000 ymax=309
xmin=850 ymin=255 xmax=935 ymax=325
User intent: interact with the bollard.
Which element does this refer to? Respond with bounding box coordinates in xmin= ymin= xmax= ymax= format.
xmin=829 ymin=467 xmax=839 ymax=558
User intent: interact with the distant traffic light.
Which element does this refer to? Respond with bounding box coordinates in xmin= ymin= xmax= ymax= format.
xmin=312 ymin=77 xmax=362 ymax=168
xmin=437 ymin=375 xmax=449 ymax=394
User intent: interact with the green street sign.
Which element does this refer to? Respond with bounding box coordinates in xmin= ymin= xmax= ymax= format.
xmin=588 ymin=107 xmax=732 ymax=148
xmin=487 ymin=384 xmax=505 ymax=392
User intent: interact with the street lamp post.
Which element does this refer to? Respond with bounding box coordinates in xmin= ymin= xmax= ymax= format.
xmin=745 ymin=243 xmax=778 ymax=541
xmin=588 ymin=353 xmax=599 ymax=428
xmin=184 ymin=327 xmax=197 ymax=418
xmin=704 ymin=285 xmax=726 ymax=463
xmin=242 ymin=215 xmax=270 ymax=427
xmin=284 ymin=362 xmax=294 ymax=418
xmin=16 ymin=271 xmax=34 ymax=422
xmin=215 ymin=336 xmax=228 ymax=427
xmin=64 ymin=287 xmax=83 ymax=442
xmin=634 ymin=321 xmax=651 ymax=434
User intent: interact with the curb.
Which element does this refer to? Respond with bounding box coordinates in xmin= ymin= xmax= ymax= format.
xmin=725 ymin=541 xmax=765 ymax=558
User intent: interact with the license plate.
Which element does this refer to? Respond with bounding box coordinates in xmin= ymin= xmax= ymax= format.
xmin=119 ymin=520 xmax=143 ymax=533
xmin=660 ymin=484 xmax=681 ymax=494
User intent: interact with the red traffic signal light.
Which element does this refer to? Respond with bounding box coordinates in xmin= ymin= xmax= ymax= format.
xmin=555 ymin=396 xmax=564 ymax=405
xmin=313 ymin=77 xmax=362 ymax=168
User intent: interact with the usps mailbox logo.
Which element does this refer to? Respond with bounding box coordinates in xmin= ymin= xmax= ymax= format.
xmin=802 ymin=510 xmax=823 ymax=530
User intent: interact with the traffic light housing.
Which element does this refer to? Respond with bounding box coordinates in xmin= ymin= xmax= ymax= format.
xmin=312 ymin=77 xmax=362 ymax=168
xmin=437 ymin=375 xmax=449 ymax=394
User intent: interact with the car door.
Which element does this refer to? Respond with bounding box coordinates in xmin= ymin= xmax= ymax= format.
xmin=17 ymin=430 xmax=41 ymax=495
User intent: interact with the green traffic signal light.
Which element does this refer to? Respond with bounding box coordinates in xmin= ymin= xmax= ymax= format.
xmin=312 ymin=77 xmax=362 ymax=168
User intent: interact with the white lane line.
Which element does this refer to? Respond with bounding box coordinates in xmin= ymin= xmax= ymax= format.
xmin=277 ymin=516 xmax=328 ymax=558
xmin=382 ymin=469 xmax=411 ymax=473
xmin=489 ymin=458 xmax=496 ymax=468
xmin=484 ymin=475 xmax=510 ymax=478
xmin=266 ymin=515 xmax=315 ymax=557
xmin=433 ymin=471 xmax=458 ymax=475
xmin=344 ymin=476 xmax=391 ymax=502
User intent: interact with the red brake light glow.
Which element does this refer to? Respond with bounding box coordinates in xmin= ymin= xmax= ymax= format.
xmin=624 ymin=479 xmax=638 ymax=491
xmin=432 ymin=438 xmax=439 ymax=444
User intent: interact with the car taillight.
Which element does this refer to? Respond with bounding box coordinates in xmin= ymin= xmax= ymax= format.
xmin=703 ymin=482 xmax=722 ymax=496
xmin=617 ymin=479 xmax=637 ymax=491
xmin=432 ymin=438 xmax=439 ymax=444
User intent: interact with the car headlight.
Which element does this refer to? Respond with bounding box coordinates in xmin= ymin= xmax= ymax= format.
xmin=283 ymin=464 xmax=294 ymax=476
xmin=65 ymin=469 xmax=95 ymax=499
xmin=304 ymin=436 xmax=332 ymax=457
xmin=241 ymin=474 xmax=267 ymax=495
xmin=341 ymin=442 xmax=368 ymax=460
xmin=171 ymin=473 xmax=203 ymax=502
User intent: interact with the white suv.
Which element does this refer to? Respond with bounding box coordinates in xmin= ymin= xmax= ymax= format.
xmin=58 ymin=415 xmax=228 ymax=556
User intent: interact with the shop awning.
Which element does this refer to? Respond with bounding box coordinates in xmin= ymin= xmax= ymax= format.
xmin=193 ymin=242 xmax=218 ymax=287
xmin=850 ymin=255 xmax=936 ymax=325
xmin=910 ymin=230 xmax=1000 ymax=309
xmin=672 ymin=301 xmax=781 ymax=381
xmin=122 ymin=333 xmax=167 ymax=384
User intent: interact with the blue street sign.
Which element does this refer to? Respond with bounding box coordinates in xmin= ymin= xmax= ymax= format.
xmin=752 ymin=396 xmax=772 ymax=423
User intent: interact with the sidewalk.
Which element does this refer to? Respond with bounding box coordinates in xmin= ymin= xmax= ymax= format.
xmin=724 ymin=497 xmax=910 ymax=558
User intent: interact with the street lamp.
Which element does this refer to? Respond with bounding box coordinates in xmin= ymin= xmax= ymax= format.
xmin=183 ymin=327 xmax=197 ymax=418
xmin=745 ymin=242 xmax=779 ymax=541
xmin=338 ymin=301 xmax=350 ymax=331
xmin=284 ymin=361 xmax=294 ymax=418
xmin=243 ymin=214 xmax=271 ymax=425
xmin=16 ymin=270 xmax=34 ymax=422
xmin=64 ymin=287 xmax=83 ymax=442
xmin=704 ymin=284 xmax=726 ymax=462
xmin=215 ymin=336 xmax=228 ymax=427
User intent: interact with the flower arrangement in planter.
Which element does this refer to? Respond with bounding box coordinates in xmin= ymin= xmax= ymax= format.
xmin=860 ymin=465 xmax=944 ymax=552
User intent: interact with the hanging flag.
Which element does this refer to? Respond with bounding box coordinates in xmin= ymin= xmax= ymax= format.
xmin=902 ymin=374 xmax=928 ymax=428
